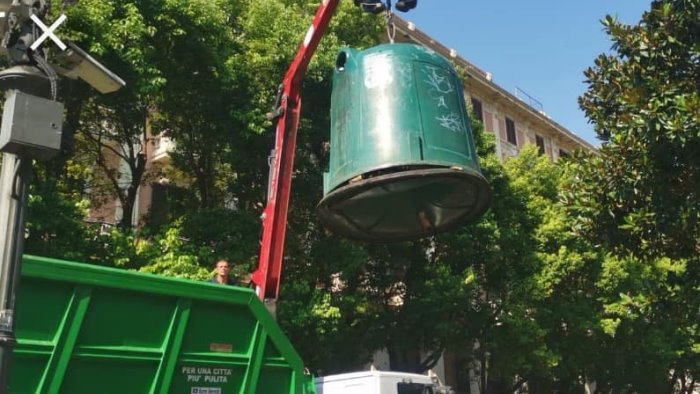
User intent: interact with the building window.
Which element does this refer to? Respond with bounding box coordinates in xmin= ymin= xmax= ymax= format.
xmin=535 ymin=135 xmax=545 ymax=155
xmin=559 ymin=149 xmax=570 ymax=159
xmin=471 ymin=97 xmax=483 ymax=123
xmin=505 ymin=117 xmax=516 ymax=145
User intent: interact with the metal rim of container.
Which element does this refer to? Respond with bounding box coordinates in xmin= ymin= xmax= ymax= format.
xmin=316 ymin=166 xmax=491 ymax=242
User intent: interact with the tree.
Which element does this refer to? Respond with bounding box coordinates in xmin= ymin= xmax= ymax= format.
xmin=150 ymin=0 xmax=244 ymax=209
xmin=430 ymin=143 xmax=560 ymax=393
xmin=43 ymin=0 xmax=170 ymax=229
xmin=571 ymin=1 xmax=700 ymax=391
xmin=25 ymin=163 xmax=99 ymax=262
xmin=526 ymin=157 xmax=605 ymax=393
xmin=52 ymin=0 xmax=245 ymax=227
xmin=74 ymin=94 xmax=150 ymax=229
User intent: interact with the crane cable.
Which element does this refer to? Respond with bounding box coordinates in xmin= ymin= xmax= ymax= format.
xmin=384 ymin=7 xmax=396 ymax=43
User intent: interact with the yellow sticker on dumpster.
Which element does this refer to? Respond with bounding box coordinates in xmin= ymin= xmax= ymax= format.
xmin=209 ymin=342 xmax=233 ymax=352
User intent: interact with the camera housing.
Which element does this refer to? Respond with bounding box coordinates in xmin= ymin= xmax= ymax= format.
xmin=51 ymin=42 xmax=126 ymax=94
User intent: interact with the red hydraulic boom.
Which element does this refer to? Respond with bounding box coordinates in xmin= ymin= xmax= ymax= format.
xmin=250 ymin=0 xmax=341 ymax=301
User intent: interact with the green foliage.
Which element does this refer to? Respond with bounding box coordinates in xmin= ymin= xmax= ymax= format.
xmin=571 ymin=0 xmax=700 ymax=391
xmin=577 ymin=0 xmax=699 ymax=260
xmin=25 ymin=172 xmax=95 ymax=262
xmin=464 ymin=146 xmax=561 ymax=387
xmin=52 ymin=0 xmax=173 ymax=228
xmin=138 ymin=226 xmax=211 ymax=280
xmin=178 ymin=208 xmax=260 ymax=270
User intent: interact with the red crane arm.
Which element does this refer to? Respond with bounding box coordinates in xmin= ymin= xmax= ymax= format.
xmin=251 ymin=0 xmax=341 ymax=301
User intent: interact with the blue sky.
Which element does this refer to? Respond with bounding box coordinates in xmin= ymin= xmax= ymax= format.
xmin=402 ymin=1 xmax=651 ymax=146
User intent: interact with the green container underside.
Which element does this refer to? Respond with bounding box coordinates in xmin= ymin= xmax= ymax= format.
xmin=11 ymin=255 xmax=315 ymax=394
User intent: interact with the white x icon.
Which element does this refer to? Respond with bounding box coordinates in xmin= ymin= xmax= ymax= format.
xmin=30 ymin=14 xmax=67 ymax=51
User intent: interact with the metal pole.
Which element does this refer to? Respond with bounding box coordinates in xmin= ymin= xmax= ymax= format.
xmin=0 ymin=153 xmax=32 ymax=393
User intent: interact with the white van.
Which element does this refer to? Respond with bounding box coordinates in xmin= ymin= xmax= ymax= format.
xmin=315 ymin=370 xmax=454 ymax=394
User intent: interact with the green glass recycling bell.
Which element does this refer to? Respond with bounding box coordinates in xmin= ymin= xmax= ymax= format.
xmin=317 ymin=43 xmax=491 ymax=242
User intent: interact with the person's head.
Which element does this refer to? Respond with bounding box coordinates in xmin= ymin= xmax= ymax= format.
xmin=214 ymin=259 xmax=231 ymax=277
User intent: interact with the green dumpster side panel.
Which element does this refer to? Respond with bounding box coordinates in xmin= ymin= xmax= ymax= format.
xmin=11 ymin=255 xmax=316 ymax=394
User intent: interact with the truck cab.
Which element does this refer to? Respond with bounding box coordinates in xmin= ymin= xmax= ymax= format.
xmin=315 ymin=370 xmax=454 ymax=394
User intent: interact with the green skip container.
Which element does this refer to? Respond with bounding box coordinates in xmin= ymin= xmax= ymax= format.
xmin=317 ymin=43 xmax=491 ymax=242
xmin=10 ymin=255 xmax=315 ymax=394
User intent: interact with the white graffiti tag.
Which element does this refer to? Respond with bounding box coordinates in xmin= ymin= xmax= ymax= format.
xmin=436 ymin=113 xmax=464 ymax=133
xmin=423 ymin=66 xmax=454 ymax=95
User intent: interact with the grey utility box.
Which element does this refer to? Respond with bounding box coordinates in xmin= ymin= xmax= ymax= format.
xmin=0 ymin=90 xmax=63 ymax=161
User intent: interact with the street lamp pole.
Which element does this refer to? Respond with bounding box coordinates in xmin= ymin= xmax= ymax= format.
xmin=0 ymin=154 xmax=32 ymax=392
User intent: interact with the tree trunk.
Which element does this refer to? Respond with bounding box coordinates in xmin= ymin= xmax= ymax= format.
xmin=480 ymin=352 xmax=488 ymax=394
xmin=680 ymin=371 xmax=687 ymax=394
xmin=688 ymin=377 xmax=696 ymax=394
xmin=115 ymin=106 xmax=150 ymax=230
xmin=118 ymin=152 xmax=146 ymax=229
xmin=195 ymin=152 xmax=216 ymax=209
xmin=670 ymin=369 xmax=682 ymax=394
